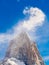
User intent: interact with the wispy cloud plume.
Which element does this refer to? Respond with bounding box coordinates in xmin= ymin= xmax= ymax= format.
xmin=23 ymin=7 xmax=45 ymax=31
xmin=0 ymin=7 xmax=46 ymax=44
xmin=43 ymin=56 xmax=49 ymax=61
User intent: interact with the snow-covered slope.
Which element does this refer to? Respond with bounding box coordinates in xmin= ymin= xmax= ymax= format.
xmin=0 ymin=57 xmax=25 ymax=65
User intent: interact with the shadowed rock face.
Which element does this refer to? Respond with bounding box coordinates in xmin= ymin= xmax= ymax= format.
xmin=6 ymin=32 xmax=31 ymax=58
xmin=0 ymin=32 xmax=45 ymax=65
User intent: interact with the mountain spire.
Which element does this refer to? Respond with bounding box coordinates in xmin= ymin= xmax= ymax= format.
xmin=0 ymin=32 xmax=45 ymax=65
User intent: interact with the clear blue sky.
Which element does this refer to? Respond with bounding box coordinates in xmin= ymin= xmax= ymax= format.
xmin=0 ymin=0 xmax=49 ymax=65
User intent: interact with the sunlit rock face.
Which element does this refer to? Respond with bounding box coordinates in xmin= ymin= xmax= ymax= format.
xmin=0 ymin=32 xmax=45 ymax=65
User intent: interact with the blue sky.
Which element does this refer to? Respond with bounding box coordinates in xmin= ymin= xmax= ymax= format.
xmin=0 ymin=0 xmax=49 ymax=65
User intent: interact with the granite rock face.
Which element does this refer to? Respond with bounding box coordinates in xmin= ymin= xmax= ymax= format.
xmin=0 ymin=32 xmax=45 ymax=65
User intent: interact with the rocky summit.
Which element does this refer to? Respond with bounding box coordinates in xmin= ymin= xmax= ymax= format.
xmin=0 ymin=32 xmax=45 ymax=65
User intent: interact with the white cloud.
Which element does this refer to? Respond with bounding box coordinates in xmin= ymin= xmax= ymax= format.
xmin=0 ymin=7 xmax=46 ymax=44
xmin=43 ymin=56 xmax=49 ymax=61
xmin=23 ymin=7 xmax=45 ymax=31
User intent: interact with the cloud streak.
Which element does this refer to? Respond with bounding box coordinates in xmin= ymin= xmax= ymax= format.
xmin=43 ymin=56 xmax=49 ymax=61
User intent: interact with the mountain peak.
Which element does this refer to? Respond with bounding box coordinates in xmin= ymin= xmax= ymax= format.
xmin=5 ymin=31 xmax=31 ymax=58
xmin=0 ymin=32 xmax=45 ymax=65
